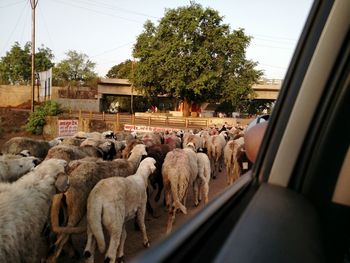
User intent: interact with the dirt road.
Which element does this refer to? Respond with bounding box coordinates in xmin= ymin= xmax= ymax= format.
xmin=59 ymin=169 xmax=229 ymax=262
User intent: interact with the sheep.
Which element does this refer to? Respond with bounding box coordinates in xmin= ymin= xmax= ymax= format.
xmin=224 ymin=137 xmax=244 ymax=185
xmin=60 ymin=136 xmax=85 ymax=146
xmin=1 ymin=136 xmax=62 ymax=159
xmin=73 ymin=131 xmax=104 ymax=140
xmin=83 ymin=157 xmax=157 ymax=263
xmin=162 ymin=149 xmax=191 ymax=234
xmin=0 ymin=155 xmax=41 ymax=182
xmin=47 ymin=144 xmax=148 ymax=262
xmin=235 ymin=144 xmax=253 ymax=176
xmin=163 ymin=133 xmax=181 ymax=150
xmin=0 ymin=158 xmax=68 ymax=263
xmin=145 ymin=144 xmax=172 ymax=216
xmin=208 ymin=131 xmax=228 ymax=178
xmin=122 ymin=138 xmax=143 ymax=159
xmin=141 ymin=132 xmax=162 ymax=147
xmin=183 ymin=144 xmax=199 ymax=207
xmin=46 ymin=140 xmax=116 ymax=162
xmin=183 ymin=133 xmax=203 ymax=152
xmin=195 ymin=152 xmax=211 ymax=205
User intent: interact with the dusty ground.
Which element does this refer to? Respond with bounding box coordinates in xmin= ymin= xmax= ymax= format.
xmin=0 ymin=107 xmax=45 ymax=146
xmin=58 ymin=168 xmax=229 ymax=263
xmin=0 ymin=107 xmax=230 ymax=262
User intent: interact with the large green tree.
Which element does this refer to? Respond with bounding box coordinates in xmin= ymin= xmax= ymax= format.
xmin=106 ymin=59 xmax=134 ymax=79
xmin=0 ymin=42 xmax=54 ymax=85
xmin=53 ymin=50 xmax=97 ymax=85
xmin=132 ymin=3 xmax=262 ymax=115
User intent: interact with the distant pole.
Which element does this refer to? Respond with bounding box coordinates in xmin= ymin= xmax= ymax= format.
xmin=30 ymin=0 xmax=38 ymax=112
xmin=131 ymin=59 xmax=135 ymax=114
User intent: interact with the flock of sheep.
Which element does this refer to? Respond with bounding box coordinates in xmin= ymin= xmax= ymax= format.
xmin=0 ymin=124 xmax=249 ymax=263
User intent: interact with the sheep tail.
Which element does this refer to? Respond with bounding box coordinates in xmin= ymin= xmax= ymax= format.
xmin=50 ymin=193 xmax=86 ymax=234
xmin=88 ymin=200 xmax=106 ymax=253
xmin=170 ymin=175 xmax=187 ymax=214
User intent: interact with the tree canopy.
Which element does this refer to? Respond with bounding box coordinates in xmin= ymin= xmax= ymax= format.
xmin=53 ymin=50 xmax=98 ymax=86
xmin=132 ymin=2 xmax=262 ymax=112
xmin=106 ymin=59 xmax=134 ymax=79
xmin=0 ymin=42 xmax=54 ymax=84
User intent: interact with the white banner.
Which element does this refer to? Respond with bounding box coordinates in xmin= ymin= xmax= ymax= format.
xmin=58 ymin=119 xmax=79 ymax=137
xmin=38 ymin=68 xmax=52 ymax=99
xmin=124 ymin=124 xmax=180 ymax=133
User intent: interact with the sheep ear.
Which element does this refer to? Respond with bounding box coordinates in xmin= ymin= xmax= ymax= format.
xmin=55 ymin=173 xmax=69 ymax=193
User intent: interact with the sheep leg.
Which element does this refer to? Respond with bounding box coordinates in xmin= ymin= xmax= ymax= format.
xmin=166 ymin=207 xmax=177 ymax=235
xmin=154 ymin=180 xmax=164 ymax=202
xmin=198 ymin=180 xmax=203 ymax=202
xmin=145 ymin=188 xmax=154 ymax=217
xmin=226 ymin=164 xmax=231 ymax=185
xmin=104 ymin=212 xmax=123 ymax=263
xmin=84 ymin=225 xmax=96 ymax=263
xmin=116 ymin=226 xmax=127 ymax=262
xmin=193 ymin=180 xmax=199 ymax=207
xmin=136 ymin=207 xmax=150 ymax=247
xmin=219 ymin=154 xmax=224 ymax=172
xmin=105 ymin=229 xmax=121 ymax=263
xmin=202 ymin=182 xmax=209 ymax=204
xmin=164 ymin=182 xmax=171 ymax=211
xmin=47 ymin=233 xmax=70 ymax=263
xmin=210 ymin=158 xmax=216 ymax=179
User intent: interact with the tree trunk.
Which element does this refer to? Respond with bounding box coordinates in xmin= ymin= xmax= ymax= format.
xmin=183 ymin=97 xmax=191 ymax=117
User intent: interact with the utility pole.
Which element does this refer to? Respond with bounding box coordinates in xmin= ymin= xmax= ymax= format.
xmin=30 ymin=0 xmax=38 ymax=112
xmin=131 ymin=59 xmax=135 ymax=114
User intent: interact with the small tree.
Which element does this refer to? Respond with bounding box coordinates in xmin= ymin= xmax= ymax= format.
xmin=106 ymin=59 xmax=134 ymax=79
xmin=53 ymin=50 xmax=98 ymax=86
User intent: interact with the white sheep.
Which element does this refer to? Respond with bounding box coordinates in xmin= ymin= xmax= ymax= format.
xmin=208 ymin=131 xmax=228 ymax=178
xmin=183 ymin=144 xmax=199 ymax=206
xmin=224 ymin=137 xmax=244 ymax=185
xmin=0 ymin=158 xmax=68 ymax=263
xmin=195 ymin=152 xmax=211 ymax=205
xmin=162 ymin=149 xmax=191 ymax=234
xmin=0 ymin=155 xmax=41 ymax=182
xmin=47 ymin=144 xmax=148 ymax=262
xmin=83 ymin=157 xmax=156 ymax=263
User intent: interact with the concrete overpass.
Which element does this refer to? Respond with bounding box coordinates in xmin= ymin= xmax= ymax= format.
xmin=98 ymin=78 xmax=281 ymax=102
xmin=252 ymin=81 xmax=281 ymax=100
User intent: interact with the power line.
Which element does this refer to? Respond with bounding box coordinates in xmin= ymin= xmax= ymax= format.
xmin=253 ymin=36 xmax=295 ymax=45
xmin=0 ymin=0 xmax=24 ymax=9
xmin=90 ymin=41 xmax=134 ymax=58
xmin=20 ymin=3 xmax=30 ymax=44
xmin=0 ymin=1 xmax=28 ymax=55
xmin=72 ymin=0 xmax=159 ymax=19
xmin=252 ymin=43 xmax=293 ymax=51
xmin=37 ymin=2 xmax=56 ymax=52
xmin=249 ymin=32 xmax=297 ymax=41
xmin=52 ymin=0 xmax=144 ymax=24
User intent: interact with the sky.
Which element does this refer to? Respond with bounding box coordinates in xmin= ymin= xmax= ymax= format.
xmin=0 ymin=0 xmax=313 ymax=79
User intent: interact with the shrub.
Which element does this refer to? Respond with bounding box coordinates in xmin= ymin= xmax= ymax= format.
xmin=26 ymin=100 xmax=62 ymax=134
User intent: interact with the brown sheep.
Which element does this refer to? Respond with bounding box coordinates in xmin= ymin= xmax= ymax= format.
xmin=47 ymin=144 xmax=147 ymax=263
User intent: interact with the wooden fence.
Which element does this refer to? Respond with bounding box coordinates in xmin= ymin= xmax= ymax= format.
xmin=65 ymin=111 xmax=235 ymax=131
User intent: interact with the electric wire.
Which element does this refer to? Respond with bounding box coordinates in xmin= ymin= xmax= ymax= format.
xmin=0 ymin=1 xmax=28 ymax=55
